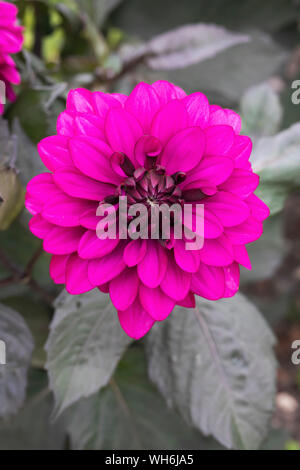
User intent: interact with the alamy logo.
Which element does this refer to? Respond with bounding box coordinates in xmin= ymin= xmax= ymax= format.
xmin=291 ymin=80 xmax=300 ymax=105
xmin=291 ymin=340 xmax=300 ymax=365
xmin=0 ymin=340 xmax=6 ymax=365
xmin=0 ymin=80 xmax=5 ymax=105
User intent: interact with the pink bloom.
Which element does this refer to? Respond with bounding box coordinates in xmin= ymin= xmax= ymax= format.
xmin=26 ymin=81 xmax=269 ymax=339
xmin=0 ymin=1 xmax=23 ymax=114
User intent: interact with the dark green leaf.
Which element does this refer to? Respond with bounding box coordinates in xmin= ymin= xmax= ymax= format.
xmin=0 ymin=369 xmax=67 ymax=450
xmin=252 ymin=123 xmax=300 ymax=215
xmin=67 ymin=347 xmax=223 ymax=450
xmin=46 ymin=289 xmax=131 ymax=416
xmin=146 ymin=294 xmax=277 ymax=450
xmin=241 ymin=82 xmax=283 ymax=137
xmin=0 ymin=303 xmax=34 ymax=418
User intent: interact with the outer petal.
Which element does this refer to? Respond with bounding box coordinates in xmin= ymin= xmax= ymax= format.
xmin=219 ymin=168 xmax=259 ymax=199
xmin=105 ymin=108 xmax=143 ymax=164
xmin=74 ymin=114 xmax=106 ymax=140
xmin=174 ymin=239 xmax=201 ymax=273
xmin=151 ymin=100 xmax=188 ymax=147
xmin=69 ymin=137 xmax=122 ymax=185
xmin=204 ymin=125 xmax=234 ymax=155
xmin=160 ymin=127 xmax=205 ymax=174
xmin=118 ymin=298 xmax=155 ymax=340
xmin=109 ymin=268 xmax=139 ymax=311
xmin=78 ymin=230 xmax=119 ymax=259
xmin=151 ymin=80 xmax=186 ymax=105
xmin=183 ymin=92 xmax=209 ymax=128
xmin=199 ymin=235 xmax=234 ymax=267
xmin=29 ymin=214 xmax=54 ymax=239
xmin=139 ymin=285 xmax=175 ymax=320
xmin=125 ymin=82 xmax=161 ymax=132
xmin=245 ymin=193 xmax=270 ymax=221
xmin=191 ymin=264 xmax=225 ymax=300
xmin=203 ymin=191 xmax=250 ymax=227
xmin=88 ymin=243 xmax=126 ymax=285
xmin=92 ymin=91 xmax=121 ymax=119
xmin=54 ymin=167 xmax=115 ymax=201
xmin=177 ymin=292 xmax=196 ymax=308
xmin=224 ymin=217 xmax=263 ymax=244
xmin=123 ymin=239 xmax=147 ymax=267
xmin=43 ymin=226 xmax=84 ymax=255
xmin=233 ymin=244 xmax=251 ymax=270
xmin=223 ymin=262 xmax=240 ymax=297
xmin=160 ymin=252 xmax=191 ymax=301
xmin=57 ymin=111 xmax=75 ymax=136
xmin=230 ymin=135 xmax=252 ymax=169
xmin=42 ymin=193 xmax=96 ymax=227
xmin=49 ymin=254 xmax=69 ymax=284
xmin=65 ymin=254 xmax=94 ymax=294
xmin=182 ymin=155 xmax=234 ymax=189
xmin=66 ymin=88 xmax=94 ymax=114
xmin=137 ymin=240 xmax=167 ymax=288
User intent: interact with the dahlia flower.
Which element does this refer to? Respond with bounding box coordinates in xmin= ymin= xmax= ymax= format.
xmin=0 ymin=1 xmax=23 ymax=114
xmin=26 ymin=81 xmax=269 ymax=339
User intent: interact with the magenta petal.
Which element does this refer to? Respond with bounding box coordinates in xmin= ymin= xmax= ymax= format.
xmin=88 ymin=244 xmax=126 ymax=285
xmin=57 ymin=111 xmax=75 ymax=136
xmin=54 ymin=167 xmax=115 ymax=201
xmin=29 ymin=214 xmax=54 ymax=239
xmin=79 ymin=208 xmax=101 ymax=230
xmin=125 ymin=82 xmax=161 ymax=132
xmin=43 ymin=226 xmax=84 ymax=255
xmin=204 ymin=125 xmax=235 ymax=155
xmin=74 ymin=114 xmax=106 ymax=140
xmin=139 ymin=285 xmax=175 ymax=320
xmin=78 ymin=230 xmax=119 ymax=259
xmin=105 ymin=108 xmax=143 ymax=163
xmin=137 ymin=240 xmax=167 ymax=288
xmin=182 ymin=155 xmax=234 ymax=188
xmin=151 ymin=100 xmax=188 ymax=147
xmin=174 ymin=239 xmax=200 ymax=273
xmin=160 ymin=127 xmax=205 ymax=174
xmin=118 ymin=298 xmax=155 ymax=340
xmin=230 ymin=135 xmax=252 ymax=169
xmin=26 ymin=173 xmax=60 ymax=200
xmin=49 ymin=254 xmax=69 ymax=284
xmin=183 ymin=92 xmax=209 ymax=128
xmin=25 ymin=192 xmax=42 ymax=215
xmin=110 ymin=268 xmax=139 ymax=311
xmin=224 ymin=109 xmax=241 ymax=134
xmin=219 ymin=168 xmax=259 ymax=199
xmin=123 ymin=239 xmax=147 ymax=267
xmin=111 ymin=93 xmax=127 ymax=105
xmin=65 ymin=254 xmax=94 ymax=294
xmin=151 ymin=80 xmax=186 ymax=105
xmin=177 ymin=292 xmax=196 ymax=308
xmin=69 ymin=137 xmax=122 ymax=185
xmin=92 ymin=91 xmax=121 ymax=119
xmin=245 ymin=193 xmax=270 ymax=221
xmin=0 ymin=2 xmax=18 ymax=19
xmin=199 ymin=235 xmax=234 ymax=266
xmin=233 ymin=244 xmax=251 ymax=270
xmin=134 ymin=135 xmax=162 ymax=167
xmin=225 ymin=217 xmax=263 ymax=244
xmin=223 ymin=262 xmax=240 ymax=297
xmin=66 ymin=88 xmax=94 ymax=114
xmin=191 ymin=264 xmax=225 ymax=300
xmin=160 ymin=252 xmax=191 ymax=301
xmin=42 ymin=193 xmax=96 ymax=227
xmin=203 ymin=191 xmax=250 ymax=227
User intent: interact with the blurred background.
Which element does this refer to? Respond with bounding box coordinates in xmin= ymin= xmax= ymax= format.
xmin=0 ymin=0 xmax=300 ymax=450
